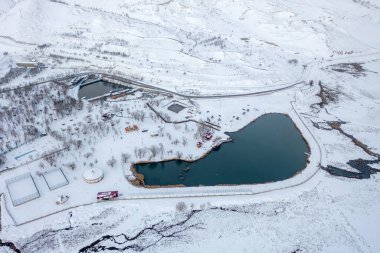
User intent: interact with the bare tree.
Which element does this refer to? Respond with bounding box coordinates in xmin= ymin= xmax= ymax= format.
xmin=38 ymin=161 xmax=45 ymax=169
xmin=74 ymin=140 xmax=82 ymax=150
xmin=135 ymin=148 xmax=147 ymax=159
xmin=84 ymin=152 xmax=92 ymax=159
xmin=161 ymin=113 xmax=171 ymax=121
xmin=149 ymin=145 xmax=159 ymax=159
xmin=0 ymin=154 xmax=6 ymax=167
xmin=194 ymin=124 xmax=210 ymax=139
xmin=159 ymin=143 xmax=164 ymax=156
xmin=66 ymin=162 xmax=76 ymax=170
xmin=121 ymin=153 xmax=131 ymax=163
xmin=176 ymin=202 xmax=187 ymax=212
xmin=107 ymin=156 xmax=117 ymax=168
xmin=44 ymin=154 xmax=56 ymax=166
xmin=182 ymin=137 xmax=188 ymax=146
xmin=131 ymin=110 xmax=145 ymax=121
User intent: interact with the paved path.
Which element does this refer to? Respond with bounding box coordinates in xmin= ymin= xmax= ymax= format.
xmin=103 ymin=73 xmax=306 ymax=99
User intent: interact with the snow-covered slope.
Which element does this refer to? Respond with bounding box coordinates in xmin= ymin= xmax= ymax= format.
xmin=1 ymin=1 xmax=380 ymax=253
xmin=1 ymin=0 xmax=379 ymax=93
xmin=0 ymin=0 xmax=18 ymax=16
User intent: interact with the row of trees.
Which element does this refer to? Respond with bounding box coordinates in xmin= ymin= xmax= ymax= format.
xmin=134 ymin=144 xmax=165 ymax=160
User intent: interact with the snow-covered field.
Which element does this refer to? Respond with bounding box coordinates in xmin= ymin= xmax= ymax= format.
xmin=0 ymin=0 xmax=380 ymax=252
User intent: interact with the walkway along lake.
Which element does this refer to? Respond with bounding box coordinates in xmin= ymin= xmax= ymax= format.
xmin=134 ymin=113 xmax=310 ymax=187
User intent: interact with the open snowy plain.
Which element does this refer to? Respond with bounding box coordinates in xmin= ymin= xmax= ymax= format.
xmin=0 ymin=0 xmax=380 ymax=252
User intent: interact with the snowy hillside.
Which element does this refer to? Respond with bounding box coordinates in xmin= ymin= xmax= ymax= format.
xmin=0 ymin=0 xmax=380 ymax=253
xmin=0 ymin=0 xmax=17 ymax=15
xmin=0 ymin=0 xmax=378 ymax=93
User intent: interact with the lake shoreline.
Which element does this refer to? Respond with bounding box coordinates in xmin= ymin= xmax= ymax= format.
xmin=130 ymin=113 xmax=311 ymax=188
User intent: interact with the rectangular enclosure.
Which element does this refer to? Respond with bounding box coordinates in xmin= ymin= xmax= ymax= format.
xmin=42 ymin=168 xmax=69 ymax=190
xmin=6 ymin=173 xmax=40 ymax=206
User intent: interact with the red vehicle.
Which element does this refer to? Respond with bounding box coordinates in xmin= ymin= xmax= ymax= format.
xmin=97 ymin=191 xmax=119 ymax=200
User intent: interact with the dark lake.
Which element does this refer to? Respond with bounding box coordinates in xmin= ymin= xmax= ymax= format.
xmin=78 ymin=80 xmax=129 ymax=99
xmin=134 ymin=113 xmax=310 ymax=187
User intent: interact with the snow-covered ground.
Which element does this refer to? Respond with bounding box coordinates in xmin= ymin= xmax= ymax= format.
xmin=1 ymin=0 xmax=380 ymax=252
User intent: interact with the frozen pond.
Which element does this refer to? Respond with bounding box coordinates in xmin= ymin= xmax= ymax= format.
xmin=134 ymin=114 xmax=310 ymax=187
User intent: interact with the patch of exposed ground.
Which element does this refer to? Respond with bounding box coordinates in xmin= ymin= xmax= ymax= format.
xmin=311 ymin=81 xmax=341 ymax=110
xmin=79 ymin=210 xmax=203 ymax=253
xmin=326 ymin=62 xmax=373 ymax=77
xmin=0 ymin=239 xmax=21 ymax=253
xmin=18 ymin=212 xmax=121 ymax=253
xmin=312 ymin=120 xmax=380 ymax=178
xmin=327 ymin=121 xmax=379 ymax=158
xmin=323 ymin=158 xmax=380 ymax=179
xmin=79 ymin=204 xmax=280 ymax=252
xmin=310 ymin=77 xmax=380 ymax=179
xmin=0 ymin=67 xmax=28 ymax=85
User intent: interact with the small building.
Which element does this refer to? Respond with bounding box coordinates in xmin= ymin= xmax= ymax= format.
xmin=83 ymin=168 xmax=104 ymax=183
xmin=16 ymin=62 xmax=45 ymax=69
xmin=111 ymin=92 xmax=127 ymax=99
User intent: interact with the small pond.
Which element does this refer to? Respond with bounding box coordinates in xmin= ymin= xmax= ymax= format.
xmin=167 ymin=103 xmax=186 ymax=113
xmin=78 ymin=80 xmax=130 ymax=99
xmin=134 ymin=113 xmax=310 ymax=187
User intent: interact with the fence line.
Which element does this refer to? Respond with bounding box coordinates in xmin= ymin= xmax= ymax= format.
xmin=0 ymin=146 xmax=69 ymax=175
xmin=6 ymin=173 xmax=40 ymax=206
xmin=0 ymin=193 xmax=18 ymax=226
xmin=42 ymin=168 xmax=69 ymax=190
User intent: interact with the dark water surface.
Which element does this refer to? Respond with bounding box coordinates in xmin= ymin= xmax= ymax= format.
xmin=135 ymin=113 xmax=310 ymax=186
xmin=78 ymin=81 xmax=128 ymax=99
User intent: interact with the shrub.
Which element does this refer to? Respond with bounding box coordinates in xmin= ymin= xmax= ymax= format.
xmin=176 ymin=201 xmax=187 ymax=212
